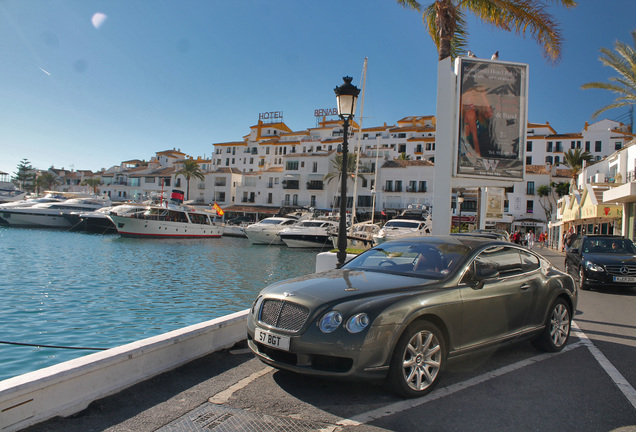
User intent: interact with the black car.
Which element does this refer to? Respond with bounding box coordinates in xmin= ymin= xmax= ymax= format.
xmin=248 ymin=236 xmax=577 ymax=397
xmin=564 ymin=235 xmax=636 ymax=290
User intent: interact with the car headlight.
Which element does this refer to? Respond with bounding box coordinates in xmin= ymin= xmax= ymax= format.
xmin=319 ymin=311 xmax=342 ymax=333
xmin=345 ymin=313 xmax=369 ymax=333
xmin=585 ymin=261 xmax=604 ymax=272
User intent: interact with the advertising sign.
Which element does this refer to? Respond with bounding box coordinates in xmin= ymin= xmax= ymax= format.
xmin=485 ymin=187 xmax=504 ymax=219
xmin=455 ymin=58 xmax=528 ymax=180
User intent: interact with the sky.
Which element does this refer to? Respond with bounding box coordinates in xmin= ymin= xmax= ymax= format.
xmin=1 ymin=0 xmax=635 ymax=177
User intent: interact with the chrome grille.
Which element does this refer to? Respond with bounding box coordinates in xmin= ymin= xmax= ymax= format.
xmin=605 ymin=265 xmax=636 ymax=276
xmin=259 ymin=299 xmax=309 ymax=332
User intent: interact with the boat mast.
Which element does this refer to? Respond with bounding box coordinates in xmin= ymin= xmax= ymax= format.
xmin=350 ymin=57 xmax=367 ymax=233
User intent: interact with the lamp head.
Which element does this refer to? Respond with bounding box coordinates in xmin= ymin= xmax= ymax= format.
xmin=334 ymin=76 xmax=360 ymax=120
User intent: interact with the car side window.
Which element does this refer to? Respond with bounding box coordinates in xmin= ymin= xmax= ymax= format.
xmin=520 ymin=250 xmax=540 ymax=272
xmin=467 ymin=246 xmax=523 ymax=279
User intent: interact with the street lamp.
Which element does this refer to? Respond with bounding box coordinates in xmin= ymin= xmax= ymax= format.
xmin=334 ymin=76 xmax=360 ymax=268
xmin=457 ymin=191 xmax=464 ymax=233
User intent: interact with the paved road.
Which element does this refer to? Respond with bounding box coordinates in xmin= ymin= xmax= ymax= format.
xmin=26 ymin=247 xmax=636 ymax=432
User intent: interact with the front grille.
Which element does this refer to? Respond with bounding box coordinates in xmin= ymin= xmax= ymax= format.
xmin=259 ymin=299 xmax=309 ymax=332
xmin=605 ymin=265 xmax=636 ymax=276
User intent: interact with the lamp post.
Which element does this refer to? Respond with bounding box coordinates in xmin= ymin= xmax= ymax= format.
xmin=457 ymin=191 xmax=464 ymax=233
xmin=334 ymin=76 xmax=360 ymax=268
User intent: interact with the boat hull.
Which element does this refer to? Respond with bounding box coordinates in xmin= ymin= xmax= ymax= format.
xmin=244 ymin=229 xmax=286 ymax=245
xmin=110 ymin=215 xmax=222 ymax=238
xmin=0 ymin=209 xmax=72 ymax=228
xmin=279 ymin=234 xmax=332 ymax=248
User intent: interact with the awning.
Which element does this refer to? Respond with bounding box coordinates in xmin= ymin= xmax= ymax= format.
xmin=514 ymin=217 xmax=544 ymax=223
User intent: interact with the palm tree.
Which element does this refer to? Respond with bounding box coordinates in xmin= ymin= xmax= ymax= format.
xmin=82 ymin=177 xmax=102 ymax=194
xmin=581 ymin=30 xmax=636 ymax=119
xmin=396 ymin=152 xmax=412 ymax=160
xmin=397 ymin=0 xmax=576 ymax=63
xmin=561 ymin=148 xmax=593 ymax=187
xmin=34 ymin=172 xmax=60 ymax=194
xmin=175 ymin=159 xmax=205 ymax=200
xmin=324 ymin=153 xmax=366 ymax=185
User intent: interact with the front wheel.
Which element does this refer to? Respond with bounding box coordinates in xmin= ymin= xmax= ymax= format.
xmin=532 ymin=298 xmax=571 ymax=352
xmin=388 ymin=321 xmax=445 ymax=398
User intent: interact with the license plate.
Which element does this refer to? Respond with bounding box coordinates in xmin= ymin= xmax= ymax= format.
xmin=613 ymin=276 xmax=636 ymax=283
xmin=255 ymin=328 xmax=290 ymax=351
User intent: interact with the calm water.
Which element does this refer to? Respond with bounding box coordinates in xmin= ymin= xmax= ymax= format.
xmin=0 ymin=227 xmax=320 ymax=381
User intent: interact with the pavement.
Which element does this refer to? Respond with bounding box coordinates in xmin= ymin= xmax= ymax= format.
xmin=23 ymin=246 xmax=569 ymax=432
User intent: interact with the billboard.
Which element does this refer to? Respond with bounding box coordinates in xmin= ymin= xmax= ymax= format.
xmin=455 ymin=58 xmax=528 ymax=180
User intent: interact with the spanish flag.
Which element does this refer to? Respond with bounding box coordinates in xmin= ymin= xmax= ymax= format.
xmin=212 ymin=202 xmax=224 ymax=216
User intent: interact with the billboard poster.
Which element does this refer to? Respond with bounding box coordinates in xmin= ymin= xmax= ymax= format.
xmin=485 ymin=187 xmax=504 ymax=219
xmin=455 ymin=58 xmax=527 ymax=180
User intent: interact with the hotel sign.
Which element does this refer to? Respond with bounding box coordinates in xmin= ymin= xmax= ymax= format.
xmin=455 ymin=58 xmax=528 ymax=181
xmin=259 ymin=111 xmax=283 ymax=122
xmin=314 ymin=108 xmax=338 ymax=117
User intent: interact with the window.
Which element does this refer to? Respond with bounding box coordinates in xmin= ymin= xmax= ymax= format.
xmin=395 ymin=181 xmax=402 ymax=192
xmin=286 ymin=161 xmax=299 ymax=170
xmin=526 ymin=156 xmax=532 ymax=165
xmin=398 ymin=144 xmax=407 ymax=153
xmin=310 ymin=195 xmax=316 ymax=207
xmin=555 ymin=141 xmax=563 ymax=152
xmin=545 ymin=156 xmax=553 ymax=164
xmin=526 ymin=200 xmax=534 ymax=213
xmin=526 ymin=141 xmax=532 ymax=152
xmin=546 ymin=141 xmax=553 ymax=152
xmin=415 ymin=144 xmax=422 ymax=153
xmin=554 ymin=156 xmax=560 ymax=165
xmin=527 ymin=181 xmax=535 ymax=195
xmin=595 ymin=141 xmax=602 ymax=152
xmin=312 ymin=162 xmax=318 ymax=173
xmin=419 ymin=181 xmax=427 ymax=192
xmin=267 ymin=193 xmax=272 ymax=204
xmin=585 ymin=141 xmax=591 ymax=152
xmin=215 ymin=177 xmax=226 ymax=187
xmin=615 ymin=141 xmax=623 ymax=151
xmin=385 ymin=180 xmax=393 ymax=192
xmin=571 ymin=141 xmax=576 ymax=149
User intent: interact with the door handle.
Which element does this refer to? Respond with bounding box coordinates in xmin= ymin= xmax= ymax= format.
xmin=520 ymin=284 xmax=531 ymax=290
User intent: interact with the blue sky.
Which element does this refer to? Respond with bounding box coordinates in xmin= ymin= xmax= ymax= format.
xmin=1 ymin=1 xmax=634 ymax=177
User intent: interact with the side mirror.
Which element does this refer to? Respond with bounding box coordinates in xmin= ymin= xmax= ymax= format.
xmin=570 ymin=248 xmax=579 ymax=254
xmin=476 ymin=267 xmax=500 ymax=280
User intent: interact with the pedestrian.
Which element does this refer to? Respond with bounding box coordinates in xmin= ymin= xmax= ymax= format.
xmin=538 ymin=231 xmax=546 ymax=249
xmin=526 ymin=230 xmax=535 ymax=249
xmin=564 ymin=228 xmax=576 ymax=252
xmin=512 ymin=230 xmax=521 ymax=244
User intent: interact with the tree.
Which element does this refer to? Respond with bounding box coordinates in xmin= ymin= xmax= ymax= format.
xmin=397 ymin=0 xmax=576 ymax=63
xmin=13 ymin=159 xmax=35 ymax=192
xmin=34 ymin=172 xmax=60 ymax=194
xmin=561 ymin=148 xmax=593 ymax=187
xmin=554 ymin=182 xmax=570 ymax=198
xmin=175 ymin=159 xmax=204 ymax=200
xmin=324 ymin=153 xmax=366 ymax=185
xmin=581 ymin=30 xmax=636 ymax=119
xmin=537 ymin=183 xmax=555 ymax=222
xmin=82 ymin=177 xmax=102 ymax=194
xmin=396 ymin=152 xmax=412 ymax=160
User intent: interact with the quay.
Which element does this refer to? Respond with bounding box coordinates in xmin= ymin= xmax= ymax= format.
xmin=3 ymin=247 xmax=636 ymax=432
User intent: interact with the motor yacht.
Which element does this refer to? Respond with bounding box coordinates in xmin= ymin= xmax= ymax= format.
xmin=0 ymin=195 xmax=112 ymax=228
xmin=278 ymin=218 xmax=339 ymax=248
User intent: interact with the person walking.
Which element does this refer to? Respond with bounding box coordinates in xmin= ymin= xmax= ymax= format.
xmin=526 ymin=230 xmax=535 ymax=250
xmin=564 ymin=227 xmax=576 ymax=252
xmin=538 ymin=231 xmax=546 ymax=249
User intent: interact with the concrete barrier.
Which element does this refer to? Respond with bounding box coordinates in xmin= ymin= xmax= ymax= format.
xmin=0 ymin=309 xmax=249 ymax=432
xmin=315 ymin=251 xmax=357 ymax=272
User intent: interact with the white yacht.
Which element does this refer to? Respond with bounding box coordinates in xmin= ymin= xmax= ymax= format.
xmin=278 ymin=218 xmax=339 ymax=248
xmin=66 ymin=204 xmax=148 ymax=234
xmin=330 ymin=221 xmax=380 ymax=250
xmin=0 ymin=195 xmax=112 ymax=228
xmin=372 ymin=216 xmax=433 ymax=245
xmin=108 ymin=202 xmax=222 ymax=238
xmin=244 ymin=216 xmax=301 ymax=245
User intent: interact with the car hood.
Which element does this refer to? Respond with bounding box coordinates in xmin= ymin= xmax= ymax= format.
xmin=583 ymin=253 xmax=636 ymax=265
xmin=260 ymin=269 xmax=441 ymax=305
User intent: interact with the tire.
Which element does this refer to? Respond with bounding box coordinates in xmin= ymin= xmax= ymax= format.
xmin=532 ymin=298 xmax=571 ymax=352
xmin=388 ymin=321 xmax=445 ymax=398
xmin=578 ymin=267 xmax=590 ymax=290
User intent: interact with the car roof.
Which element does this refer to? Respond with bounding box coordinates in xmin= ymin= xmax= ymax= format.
xmin=385 ymin=234 xmax=509 ymax=249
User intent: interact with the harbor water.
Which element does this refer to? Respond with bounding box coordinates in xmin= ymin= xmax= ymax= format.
xmin=0 ymin=227 xmax=321 ymax=382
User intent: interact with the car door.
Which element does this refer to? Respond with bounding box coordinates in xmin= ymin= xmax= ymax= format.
xmin=458 ymin=246 xmax=534 ymax=350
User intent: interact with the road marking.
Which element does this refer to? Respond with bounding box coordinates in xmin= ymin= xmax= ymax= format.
xmin=337 ymin=341 xmax=583 ymax=426
xmin=572 ymin=321 xmax=636 ymax=409
xmin=209 ymin=366 xmax=273 ymax=405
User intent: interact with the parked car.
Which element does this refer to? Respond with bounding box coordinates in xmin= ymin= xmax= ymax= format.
xmin=564 ymin=235 xmax=636 ymax=290
xmin=247 ymin=236 xmax=577 ymax=397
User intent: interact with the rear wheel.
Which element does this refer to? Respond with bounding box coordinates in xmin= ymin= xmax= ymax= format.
xmin=388 ymin=321 xmax=445 ymax=398
xmin=532 ymin=298 xmax=571 ymax=352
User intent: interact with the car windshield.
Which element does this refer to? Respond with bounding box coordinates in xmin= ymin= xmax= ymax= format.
xmin=384 ymin=221 xmax=421 ymax=229
xmin=582 ymin=238 xmax=636 ymax=254
xmin=343 ymin=241 xmax=471 ymax=278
